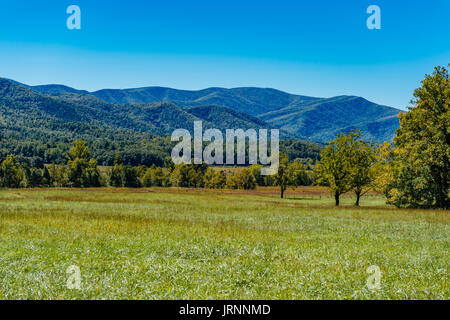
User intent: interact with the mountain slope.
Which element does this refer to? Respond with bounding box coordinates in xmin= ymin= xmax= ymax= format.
xmin=0 ymin=79 xmax=321 ymax=166
xmin=259 ymin=96 xmax=401 ymax=142
xmin=187 ymin=105 xmax=267 ymax=129
xmin=28 ymin=81 xmax=403 ymax=142
xmin=0 ymin=79 xmax=285 ymax=137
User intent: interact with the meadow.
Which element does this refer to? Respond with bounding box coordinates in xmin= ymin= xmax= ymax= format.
xmin=0 ymin=187 xmax=448 ymax=300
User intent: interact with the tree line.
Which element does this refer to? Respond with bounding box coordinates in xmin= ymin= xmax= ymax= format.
xmin=0 ymin=141 xmax=314 ymax=190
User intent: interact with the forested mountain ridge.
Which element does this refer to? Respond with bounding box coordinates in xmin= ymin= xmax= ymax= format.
xmin=259 ymin=95 xmax=401 ymax=142
xmin=1 ymin=78 xmax=278 ymax=136
xmin=0 ymin=78 xmax=321 ymax=166
xmin=28 ymin=80 xmax=402 ymax=142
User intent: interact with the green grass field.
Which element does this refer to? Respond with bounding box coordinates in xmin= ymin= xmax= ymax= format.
xmin=0 ymin=187 xmax=448 ymax=299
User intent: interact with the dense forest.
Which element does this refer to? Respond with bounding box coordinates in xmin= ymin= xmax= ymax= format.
xmin=0 ymin=78 xmax=321 ymax=167
xmin=0 ymin=135 xmax=321 ymax=169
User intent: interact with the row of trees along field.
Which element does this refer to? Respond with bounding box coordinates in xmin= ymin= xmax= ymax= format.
xmin=0 ymin=141 xmax=314 ymax=190
xmin=0 ymin=66 xmax=448 ymax=208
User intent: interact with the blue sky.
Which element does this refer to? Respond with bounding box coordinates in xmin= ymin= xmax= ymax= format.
xmin=0 ymin=0 xmax=448 ymax=110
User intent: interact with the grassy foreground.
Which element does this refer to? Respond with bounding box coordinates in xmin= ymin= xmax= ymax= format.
xmin=0 ymin=187 xmax=448 ymax=300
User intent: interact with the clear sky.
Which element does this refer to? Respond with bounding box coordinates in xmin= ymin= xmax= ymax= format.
xmin=0 ymin=0 xmax=448 ymax=110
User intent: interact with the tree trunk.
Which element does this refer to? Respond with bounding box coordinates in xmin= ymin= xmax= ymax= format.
xmin=280 ymin=186 xmax=285 ymax=199
xmin=334 ymin=192 xmax=340 ymax=206
xmin=355 ymin=190 xmax=361 ymax=206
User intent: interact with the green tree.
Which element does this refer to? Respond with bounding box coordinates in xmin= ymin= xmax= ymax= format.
xmin=249 ymin=164 xmax=265 ymax=186
xmin=109 ymin=152 xmax=125 ymax=187
xmin=203 ymin=167 xmax=216 ymax=189
xmin=372 ymin=142 xmax=395 ymax=198
xmin=123 ymin=165 xmax=141 ymax=188
xmin=170 ymin=163 xmax=206 ymax=188
xmin=211 ymin=170 xmax=227 ymax=189
xmin=0 ymin=155 xmax=22 ymax=188
xmin=67 ymin=141 xmax=102 ymax=187
xmin=236 ymin=168 xmax=257 ymax=190
xmin=28 ymin=168 xmax=44 ymax=188
xmin=109 ymin=164 xmax=124 ymax=187
xmin=274 ymin=153 xmax=289 ymax=198
xmin=164 ymin=156 xmax=175 ymax=172
xmin=21 ymin=164 xmax=32 ymax=188
xmin=68 ymin=140 xmax=91 ymax=161
xmin=85 ymin=159 xmax=102 ymax=187
xmin=42 ymin=166 xmax=52 ymax=187
xmin=316 ymin=132 xmax=359 ymax=206
xmin=188 ymin=165 xmax=204 ymax=188
xmin=48 ymin=163 xmax=66 ymax=187
xmin=225 ymin=172 xmax=240 ymax=189
xmin=287 ymin=160 xmax=310 ymax=188
xmin=170 ymin=164 xmax=190 ymax=187
xmin=142 ymin=167 xmax=165 ymax=187
xmin=135 ymin=165 xmax=148 ymax=179
xmin=349 ymin=139 xmax=377 ymax=206
xmin=389 ymin=66 xmax=449 ymax=208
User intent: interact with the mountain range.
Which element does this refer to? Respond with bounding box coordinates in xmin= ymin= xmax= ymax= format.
xmin=0 ymin=78 xmax=321 ymax=166
xmin=28 ymin=82 xmax=402 ymax=142
xmin=2 ymin=78 xmax=402 ymax=143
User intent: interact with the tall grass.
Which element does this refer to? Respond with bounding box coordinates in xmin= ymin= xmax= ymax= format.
xmin=0 ymin=188 xmax=448 ymax=299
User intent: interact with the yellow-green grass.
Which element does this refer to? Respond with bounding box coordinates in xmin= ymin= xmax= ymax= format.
xmin=0 ymin=188 xmax=448 ymax=300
